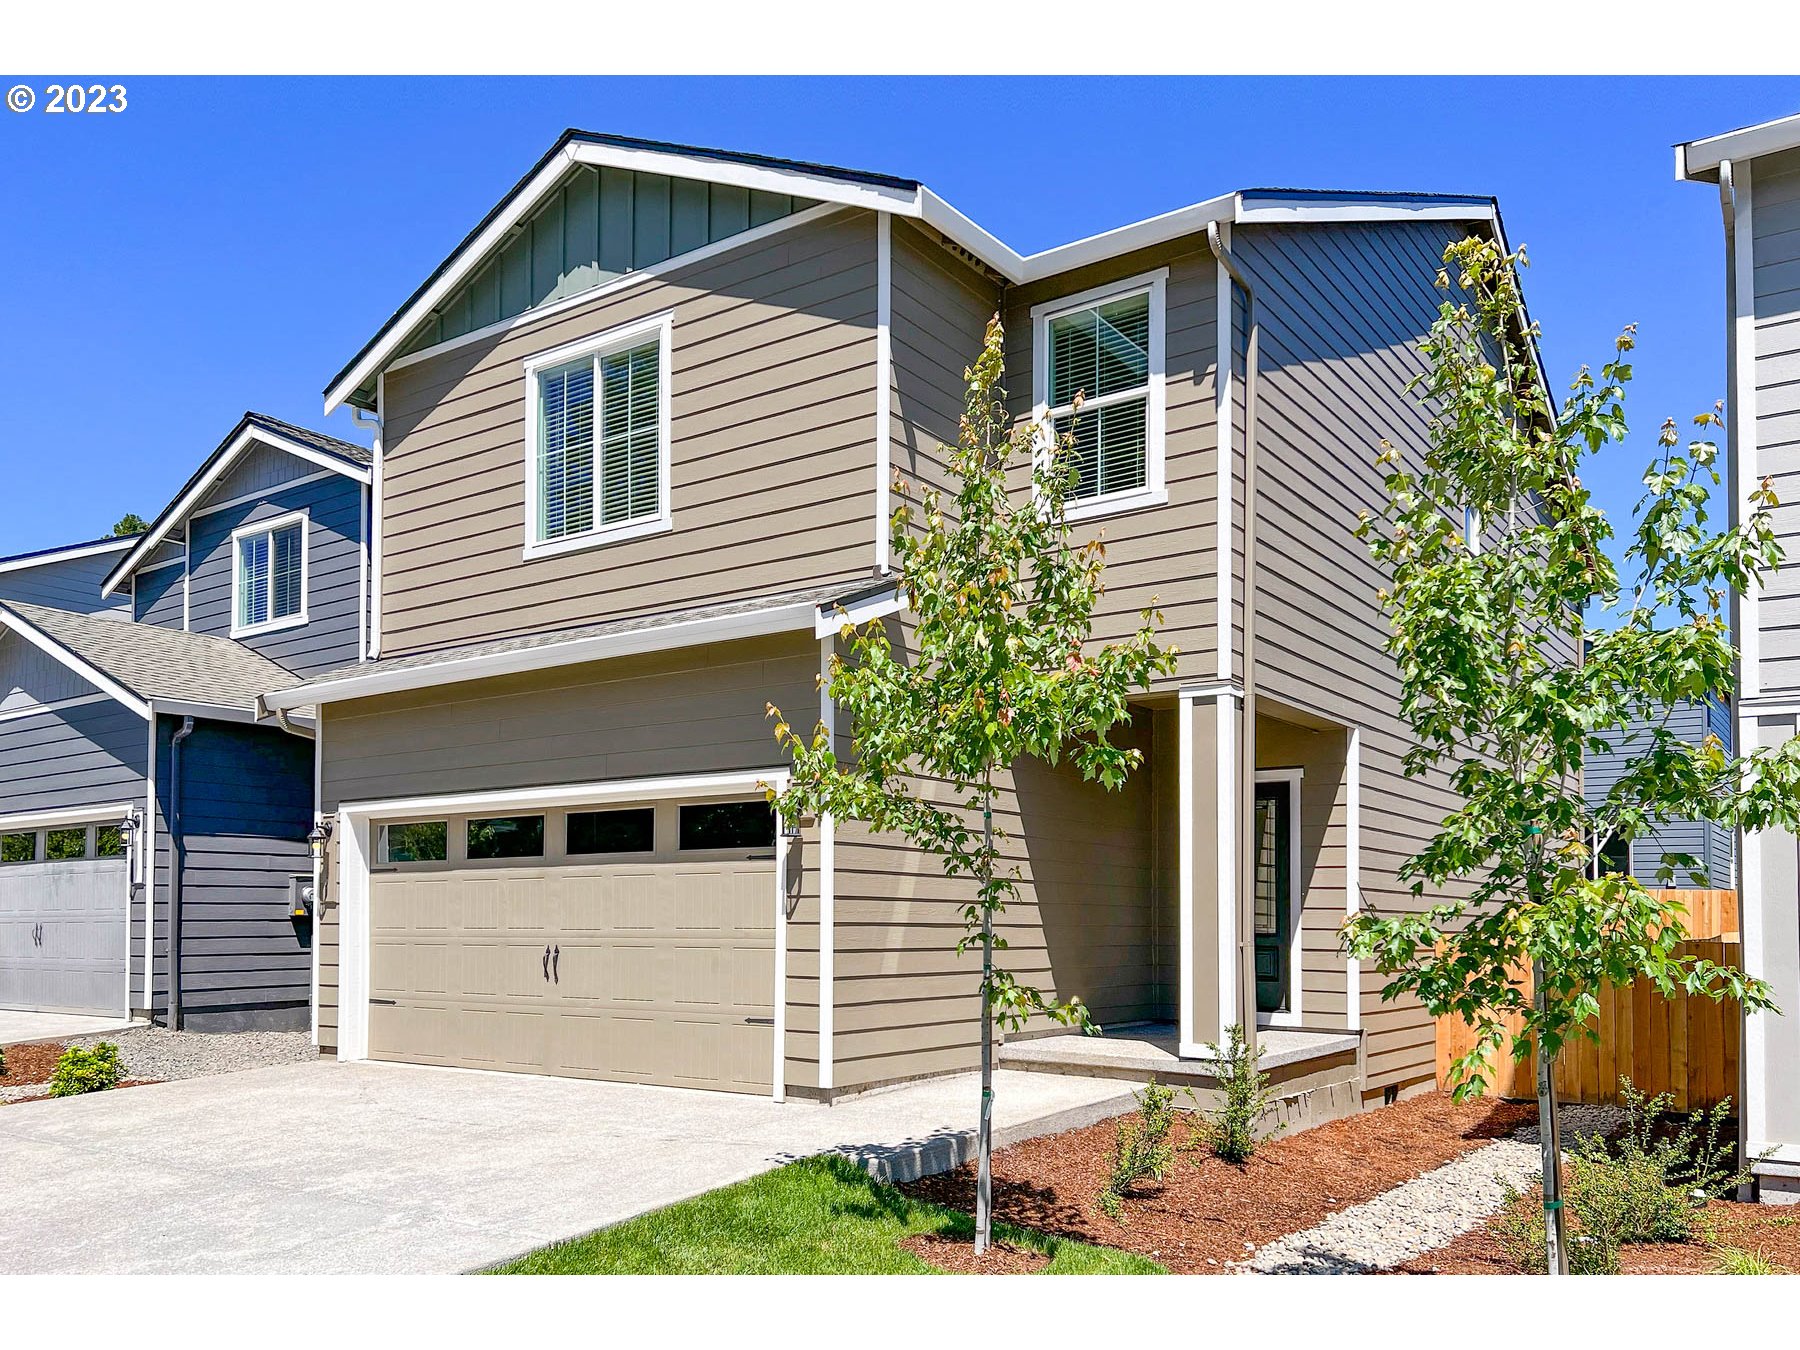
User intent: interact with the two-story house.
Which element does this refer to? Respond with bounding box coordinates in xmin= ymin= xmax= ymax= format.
xmin=1680 ymin=112 xmax=1800 ymax=1202
xmin=265 ymin=131 xmax=1543 ymax=1115
xmin=1586 ymin=695 xmax=1736 ymax=888
xmin=1 ymin=412 xmax=369 ymax=1031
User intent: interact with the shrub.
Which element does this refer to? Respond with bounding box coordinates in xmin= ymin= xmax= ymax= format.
xmin=48 ymin=1042 xmax=122 ymax=1097
xmin=1195 ymin=1024 xmax=1280 ymax=1165
xmin=1492 ymin=1188 xmax=1621 ymax=1274
xmin=1713 ymin=1246 xmax=1783 ymax=1275
xmin=1097 ymin=1078 xmax=1179 ymax=1219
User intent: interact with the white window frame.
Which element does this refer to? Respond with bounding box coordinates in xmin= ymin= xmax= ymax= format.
xmin=1030 ymin=268 xmax=1168 ymax=523
xmin=521 ymin=310 xmax=675 ymax=561
xmin=230 ymin=508 xmax=310 ymax=638
xmin=1254 ymin=766 xmax=1305 ymax=1030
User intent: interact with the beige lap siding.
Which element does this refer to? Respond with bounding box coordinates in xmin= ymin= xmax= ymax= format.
xmin=378 ymin=209 xmax=883 ymax=657
xmin=314 ymin=632 xmax=820 ymax=1088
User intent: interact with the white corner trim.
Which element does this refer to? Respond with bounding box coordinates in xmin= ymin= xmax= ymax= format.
xmin=1215 ymin=244 xmax=1235 ymax=682
xmin=1178 ymin=691 xmax=1196 ymax=1055
xmin=1255 ymin=767 xmax=1304 ymax=1030
xmin=370 ymin=375 xmax=385 ymax=661
xmin=142 ymin=716 xmax=157 ymax=1013
xmin=773 ymin=804 xmax=791 ymax=1104
xmin=1029 ymin=269 xmax=1168 ymax=523
xmin=229 ymin=508 xmax=311 ymax=639
xmin=103 ymin=423 xmax=369 ymax=596
xmin=1740 ymin=819 xmax=1766 ymax=1150
xmin=0 ymin=607 xmax=149 ymax=719
xmin=520 ymin=310 xmax=674 ymax=563
xmin=1734 ymin=159 xmax=1761 ymax=700
xmin=181 ymin=520 xmax=191 ymax=632
xmin=0 ymin=691 xmax=112 ymax=724
xmin=357 ymin=483 xmax=370 ymax=664
xmin=874 ymin=212 xmax=893 ymax=574
xmin=0 ymin=534 xmax=135 ymax=576
xmin=818 ymin=634 xmax=836 ymax=1093
xmin=311 ymin=709 xmax=324 ymax=1050
xmin=0 ymin=801 xmax=135 ymax=833
xmin=1216 ymin=690 xmax=1238 ymax=1042
xmin=1345 ymin=726 xmax=1362 ymax=1032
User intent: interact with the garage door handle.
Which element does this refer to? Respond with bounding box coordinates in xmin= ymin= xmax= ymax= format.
xmin=743 ymin=1016 xmax=774 ymax=1026
xmin=370 ymin=998 xmax=397 ymax=1006
xmin=542 ymin=945 xmax=551 ymax=982
xmin=552 ymin=945 xmax=560 ymax=984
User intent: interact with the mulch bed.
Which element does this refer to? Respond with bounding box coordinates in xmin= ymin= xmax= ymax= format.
xmin=0 ymin=1040 xmax=69 ymax=1087
xmin=1398 ymin=1196 xmax=1800 ymax=1274
xmin=899 ymin=1233 xmax=1051 ymax=1274
xmin=900 ymin=1090 xmax=1534 ymax=1274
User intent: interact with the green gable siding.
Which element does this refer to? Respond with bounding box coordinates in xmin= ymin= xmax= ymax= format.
xmin=394 ymin=166 xmax=816 ymax=361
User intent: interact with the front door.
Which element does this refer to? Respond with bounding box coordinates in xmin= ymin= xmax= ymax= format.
xmin=1253 ymin=782 xmax=1292 ymax=1016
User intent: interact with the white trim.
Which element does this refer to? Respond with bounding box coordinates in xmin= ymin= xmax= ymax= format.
xmin=814 ymin=585 xmax=905 ymax=638
xmin=370 ymin=376 xmax=385 ymax=661
xmin=1734 ymin=160 xmax=1761 ymax=699
xmin=229 ymin=508 xmax=311 ymax=639
xmin=1215 ymin=245 xmax=1235 ymax=682
xmin=181 ymin=520 xmax=191 ymax=632
xmin=310 ymin=709 xmax=323 ymax=1050
xmin=357 ymin=483 xmax=370 ymax=664
xmin=520 ymin=311 xmax=674 ymax=562
xmin=1030 ymin=269 xmax=1168 ymax=524
xmin=1178 ymin=679 xmax=1244 ymax=703
xmin=1254 ymin=767 xmax=1304 ymax=1030
xmin=0 ymin=535 xmax=135 ymax=576
xmin=818 ymin=636 xmax=836 ymax=1092
xmin=566 ymin=141 xmax=917 ymax=214
xmin=265 ymin=598 xmax=824 ymax=711
xmin=142 ymin=715 xmax=156 ymax=1013
xmin=0 ymin=691 xmax=111 ymax=724
xmin=773 ymin=806 xmax=790 ymax=1104
xmin=334 ymin=768 xmax=791 ymax=1091
xmin=340 ymin=199 xmax=846 ymax=407
xmin=102 ymin=424 xmax=369 ymax=597
xmin=0 ymin=801 xmax=135 ymax=833
xmin=874 ymin=212 xmax=893 ymax=574
xmin=1178 ymin=692 xmax=1195 ymax=1055
xmin=1679 ymin=112 xmax=1800 ymax=181
xmin=187 ymin=468 xmax=341 ymax=523
xmin=1215 ymin=690 xmax=1238 ymax=1042
xmin=1234 ymin=200 xmax=1500 ymax=226
xmin=1742 ymin=816 xmax=1767 ymax=1152
xmin=0 ymin=606 xmax=150 ymax=719
xmin=1345 ymin=727 xmax=1362 ymax=1033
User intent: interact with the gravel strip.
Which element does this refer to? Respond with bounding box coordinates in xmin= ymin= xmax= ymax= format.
xmin=1242 ymin=1106 xmax=1628 ymax=1274
xmin=65 ymin=1028 xmax=315 ymax=1083
xmin=0 ymin=1084 xmax=50 ymax=1104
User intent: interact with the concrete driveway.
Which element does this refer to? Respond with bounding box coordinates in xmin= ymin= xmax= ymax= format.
xmin=0 ymin=1059 xmax=1132 ymax=1274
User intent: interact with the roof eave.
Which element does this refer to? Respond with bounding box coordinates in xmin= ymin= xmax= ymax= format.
xmin=0 ymin=604 xmax=150 ymax=720
xmin=1678 ymin=112 xmax=1800 ymax=183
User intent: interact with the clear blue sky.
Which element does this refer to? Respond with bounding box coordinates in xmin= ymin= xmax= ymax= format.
xmin=2 ymin=75 xmax=1797 ymax=562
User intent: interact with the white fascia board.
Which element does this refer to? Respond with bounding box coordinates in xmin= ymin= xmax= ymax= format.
xmin=917 ymin=188 xmax=1027 ymax=281
xmin=566 ymin=142 xmax=919 ymax=215
xmin=264 ymin=600 xmax=824 ymax=712
xmin=0 ymin=535 xmax=135 ymax=576
xmin=814 ymin=585 xmax=905 ymax=638
xmin=150 ymin=697 xmax=266 ymax=726
xmin=103 ymin=425 xmax=370 ymax=596
xmin=1015 ymin=193 xmax=1238 ymax=285
xmin=0 ymin=801 xmax=136 ymax=833
xmin=1232 ymin=200 xmax=1497 ymax=225
xmin=339 ymin=766 xmax=790 ymax=824
xmin=0 ymin=607 xmax=149 ymax=719
xmin=1679 ymin=112 xmax=1800 ymax=182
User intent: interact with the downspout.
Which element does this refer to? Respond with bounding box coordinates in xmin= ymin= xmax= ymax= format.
xmin=354 ymin=401 xmax=383 ymax=661
xmin=167 ymin=715 xmax=195 ymax=1030
xmin=1208 ymin=220 xmax=1262 ymax=1052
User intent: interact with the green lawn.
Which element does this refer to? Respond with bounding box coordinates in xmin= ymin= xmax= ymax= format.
xmin=489 ymin=1154 xmax=1164 ymax=1275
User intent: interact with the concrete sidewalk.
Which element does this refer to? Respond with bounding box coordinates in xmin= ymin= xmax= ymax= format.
xmin=0 ymin=1060 xmax=1133 ymax=1274
xmin=0 ymin=1010 xmax=143 ymax=1044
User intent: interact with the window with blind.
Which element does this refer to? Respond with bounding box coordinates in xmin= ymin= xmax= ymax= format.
xmin=1032 ymin=272 xmax=1166 ymax=518
xmin=528 ymin=316 xmax=671 ymax=553
xmin=233 ymin=513 xmax=307 ymax=634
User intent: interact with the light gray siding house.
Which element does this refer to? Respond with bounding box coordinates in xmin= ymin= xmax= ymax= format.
xmin=0 ymin=536 xmax=137 ymax=618
xmin=1 ymin=413 xmax=371 ymax=1030
xmin=265 ymin=131 xmax=1550 ymax=1122
xmin=1681 ymin=112 xmax=1800 ymax=1202
xmin=1584 ymin=696 xmax=1735 ymax=888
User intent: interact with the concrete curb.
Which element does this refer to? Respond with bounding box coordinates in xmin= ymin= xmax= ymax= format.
xmin=846 ymin=1085 xmax=1140 ymax=1185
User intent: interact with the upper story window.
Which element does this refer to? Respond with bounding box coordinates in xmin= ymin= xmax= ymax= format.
xmin=232 ymin=510 xmax=307 ymax=637
xmin=523 ymin=311 xmax=673 ymax=559
xmin=1032 ymin=269 xmax=1168 ymax=522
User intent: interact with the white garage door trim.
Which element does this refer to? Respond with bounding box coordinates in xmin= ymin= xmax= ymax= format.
xmin=335 ymin=768 xmax=794 ymax=1099
xmin=0 ymin=801 xmax=139 ymax=1016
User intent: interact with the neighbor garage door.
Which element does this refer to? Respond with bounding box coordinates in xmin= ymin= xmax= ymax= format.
xmin=365 ymin=797 xmax=776 ymax=1093
xmin=0 ymin=822 xmax=129 ymax=1015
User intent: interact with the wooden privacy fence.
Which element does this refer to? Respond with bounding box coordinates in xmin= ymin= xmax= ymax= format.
xmin=1434 ymin=891 xmax=1741 ymax=1113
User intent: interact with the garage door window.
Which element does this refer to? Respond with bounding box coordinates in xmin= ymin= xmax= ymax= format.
xmin=46 ymin=828 xmax=87 ymax=860
xmin=380 ymin=821 xmax=447 ymax=864
xmin=2 ymin=831 xmax=36 ymax=864
xmin=467 ymin=815 xmax=545 ymax=861
xmin=567 ymin=807 xmax=655 ymax=856
xmin=679 ymin=801 xmax=775 ymax=851
xmin=95 ymin=825 xmax=125 ymax=858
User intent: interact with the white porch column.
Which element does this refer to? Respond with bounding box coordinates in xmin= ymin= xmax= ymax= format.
xmin=1179 ymin=683 xmax=1240 ymax=1057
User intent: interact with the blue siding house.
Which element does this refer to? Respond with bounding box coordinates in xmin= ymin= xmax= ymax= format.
xmin=1584 ymin=695 xmax=1736 ymax=889
xmin=0 ymin=413 xmax=370 ymax=1030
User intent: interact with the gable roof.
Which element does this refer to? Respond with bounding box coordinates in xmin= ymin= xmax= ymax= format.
xmin=102 ymin=411 xmax=371 ymax=597
xmin=0 ymin=534 xmax=140 ymax=576
xmin=1678 ymin=111 xmax=1800 ymax=182
xmin=0 ymin=600 xmax=302 ymax=721
xmin=325 ymin=129 xmax=1519 ymax=415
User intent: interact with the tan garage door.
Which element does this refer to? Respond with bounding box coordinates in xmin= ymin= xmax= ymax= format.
xmin=366 ymin=800 xmax=775 ymax=1094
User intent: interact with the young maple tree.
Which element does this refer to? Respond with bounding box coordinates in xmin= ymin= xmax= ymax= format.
xmin=767 ymin=315 xmax=1175 ymax=1252
xmin=1342 ymin=234 xmax=1792 ymax=1272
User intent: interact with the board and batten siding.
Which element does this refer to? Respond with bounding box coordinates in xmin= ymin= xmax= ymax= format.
xmin=376 ymin=209 xmax=883 ymax=657
xmin=1 ymin=550 xmax=131 ymax=619
xmin=314 ymin=634 xmax=821 ymax=1079
xmin=1752 ymin=149 xmax=1800 ymax=696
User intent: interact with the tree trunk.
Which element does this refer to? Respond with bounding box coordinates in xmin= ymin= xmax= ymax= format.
xmin=974 ymin=786 xmax=995 ymax=1255
xmin=1532 ymin=960 xmax=1568 ymax=1275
